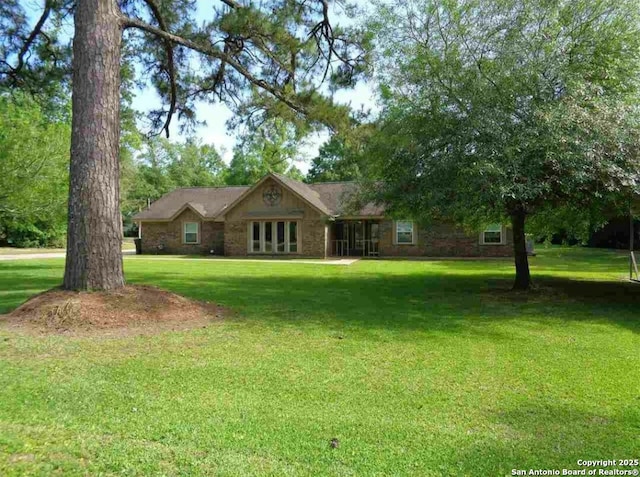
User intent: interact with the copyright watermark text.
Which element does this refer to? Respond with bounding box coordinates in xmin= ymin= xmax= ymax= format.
xmin=511 ymin=459 xmax=639 ymax=476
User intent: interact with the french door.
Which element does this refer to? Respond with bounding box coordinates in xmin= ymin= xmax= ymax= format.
xmin=249 ymin=220 xmax=299 ymax=254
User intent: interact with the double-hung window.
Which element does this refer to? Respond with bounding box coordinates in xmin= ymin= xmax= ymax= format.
xmin=183 ymin=222 xmax=199 ymax=244
xmin=395 ymin=221 xmax=414 ymax=244
xmin=481 ymin=224 xmax=503 ymax=244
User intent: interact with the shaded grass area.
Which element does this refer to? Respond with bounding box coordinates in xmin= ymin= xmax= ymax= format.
xmin=0 ymin=246 xmax=638 ymax=476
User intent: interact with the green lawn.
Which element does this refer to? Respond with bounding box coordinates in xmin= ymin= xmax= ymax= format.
xmin=0 ymin=240 xmax=135 ymax=255
xmin=0 ymin=247 xmax=638 ymax=476
xmin=0 ymin=247 xmax=67 ymax=255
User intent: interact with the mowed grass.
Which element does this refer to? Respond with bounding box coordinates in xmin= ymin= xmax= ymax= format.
xmin=0 ymin=247 xmax=638 ymax=476
xmin=0 ymin=240 xmax=135 ymax=255
xmin=0 ymin=248 xmax=66 ymax=255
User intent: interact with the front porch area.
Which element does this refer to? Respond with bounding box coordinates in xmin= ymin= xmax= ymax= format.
xmin=330 ymin=220 xmax=380 ymax=257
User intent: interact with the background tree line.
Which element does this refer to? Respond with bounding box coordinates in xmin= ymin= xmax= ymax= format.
xmin=3 ymin=0 xmax=639 ymax=290
xmin=0 ymin=90 xmax=358 ymax=246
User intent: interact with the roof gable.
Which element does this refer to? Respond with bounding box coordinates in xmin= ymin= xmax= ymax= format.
xmin=168 ymin=203 xmax=206 ymax=221
xmin=220 ymin=173 xmax=333 ymax=218
xmin=132 ymin=186 xmax=249 ymax=221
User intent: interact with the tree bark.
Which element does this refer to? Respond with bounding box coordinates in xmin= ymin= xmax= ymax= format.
xmin=510 ymin=209 xmax=531 ymax=290
xmin=63 ymin=0 xmax=125 ymax=290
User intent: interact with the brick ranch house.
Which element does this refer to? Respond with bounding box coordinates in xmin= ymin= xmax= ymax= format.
xmin=133 ymin=172 xmax=513 ymax=258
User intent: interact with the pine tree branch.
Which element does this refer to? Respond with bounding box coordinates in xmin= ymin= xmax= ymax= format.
xmin=307 ymin=0 xmax=361 ymax=84
xmin=121 ymin=15 xmax=308 ymax=117
xmin=221 ymin=0 xmax=351 ymax=78
xmin=219 ymin=0 xmax=241 ymax=8
xmin=5 ymin=0 xmax=52 ymax=83
xmin=140 ymin=0 xmax=177 ymax=138
xmin=217 ymin=0 xmax=294 ymax=78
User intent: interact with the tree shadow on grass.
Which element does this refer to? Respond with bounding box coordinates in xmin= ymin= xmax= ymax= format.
xmin=123 ymin=268 xmax=640 ymax=335
xmin=0 ymin=260 xmax=639 ymax=334
xmin=0 ymin=263 xmax=63 ymax=314
xmin=535 ymin=275 xmax=640 ymax=302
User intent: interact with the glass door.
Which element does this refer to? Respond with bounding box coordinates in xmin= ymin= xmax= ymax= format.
xmin=264 ymin=222 xmax=272 ymax=252
xmin=249 ymin=220 xmax=299 ymax=254
xmin=366 ymin=221 xmax=380 ymax=256
xmin=348 ymin=221 xmax=364 ymax=255
xmin=276 ymin=221 xmax=286 ymax=253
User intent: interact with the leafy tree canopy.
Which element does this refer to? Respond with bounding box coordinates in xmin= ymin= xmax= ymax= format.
xmin=0 ymin=92 xmax=70 ymax=246
xmin=368 ymin=0 xmax=640 ymax=288
xmin=306 ymin=123 xmax=374 ymax=183
xmin=123 ymin=135 xmax=228 ymax=211
xmin=226 ymin=117 xmax=306 ymax=185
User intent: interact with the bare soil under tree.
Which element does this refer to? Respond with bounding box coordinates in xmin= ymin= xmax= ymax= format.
xmin=0 ymin=285 xmax=226 ymax=337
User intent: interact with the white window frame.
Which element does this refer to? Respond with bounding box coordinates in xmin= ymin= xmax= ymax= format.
xmin=480 ymin=224 xmax=504 ymax=245
xmin=183 ymin=221 xmax=200 ymax=244
xmin=395 ymin=220 xmax=415 ymax=245
xmin=248 ymin=220 xmax=300 ymax=254
xmin=264 ymin=221 xmax=273 ymax=253
xmin=250 ymin=221 xmax=262 ymax=253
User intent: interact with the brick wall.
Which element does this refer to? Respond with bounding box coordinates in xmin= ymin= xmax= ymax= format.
xmin=377 ymin=220 xmax=513 ymax=257
xmin=142 ymin=213 xmax=511 ymax=258
xmin=301 ymin=219 xmax=328 ymax=257
xmin=223 ymin=220 xmax=247 ymax=257
xmin=140 ymin=209 xmax=224 ymax=255
xmin=223 ymin=218 xmax=329 ymax=258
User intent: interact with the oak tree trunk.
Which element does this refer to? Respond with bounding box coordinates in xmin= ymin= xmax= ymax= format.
xmin=510 ymin=209 xmax=532 ymax=290
xmin=63 ymin=0 xmax=125 ymax=290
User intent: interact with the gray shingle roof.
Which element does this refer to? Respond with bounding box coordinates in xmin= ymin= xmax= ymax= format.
xmin=132 ymin=175 xmax=383 ymax=221
xmin=272 ymin=173 xmax=333 ymax=216
xmin=309 ymin=182 xmax=385 ymax=216
xmin=132 ymin=186 xmax=249 ymax=220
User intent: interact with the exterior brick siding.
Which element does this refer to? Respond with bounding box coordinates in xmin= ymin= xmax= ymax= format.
xmin=140 ymin=209 xmax=224 ymax=255
xmin=223 ymin=218 xmax=329 ymax=258
xmin=301 ymin=219 xmax=328 ymax=258
xmin=223 ymin=220 xmax=248 ymax=257
xmin=378 ymin=220 xmax=512 ymax=257
xmin=141 ymin=216 xmax=512 ymax=258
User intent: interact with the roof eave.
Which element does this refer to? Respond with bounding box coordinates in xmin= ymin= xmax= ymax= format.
xmin=134 ymin=202 xmax=209 ymax=223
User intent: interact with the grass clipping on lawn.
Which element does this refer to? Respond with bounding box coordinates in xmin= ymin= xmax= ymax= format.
xmin=0 ymin=285 xmax=224 ymax=336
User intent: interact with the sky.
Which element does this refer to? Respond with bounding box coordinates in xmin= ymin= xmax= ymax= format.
xmin=129 ymin=0 xmax=379 ymax=173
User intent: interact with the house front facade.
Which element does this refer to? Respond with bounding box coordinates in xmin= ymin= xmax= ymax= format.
xmin=133 ymin=173 xmax=513 ymax=258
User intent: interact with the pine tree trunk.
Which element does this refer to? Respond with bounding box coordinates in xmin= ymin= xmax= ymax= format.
xmin=63 ymin=0 xmax=125 ymax=290
xmin=510 ymin=209 xmax=531 ymax=290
